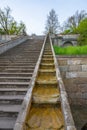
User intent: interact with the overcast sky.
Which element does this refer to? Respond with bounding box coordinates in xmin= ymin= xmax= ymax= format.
xmin=0 ymin=0 xmax=87 ymax=35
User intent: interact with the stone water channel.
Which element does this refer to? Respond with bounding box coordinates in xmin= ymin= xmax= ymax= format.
xmin=25 ymin=37 xmax=64 ymax=130
xmin=14 ymin=35 xmax=76 ymax=130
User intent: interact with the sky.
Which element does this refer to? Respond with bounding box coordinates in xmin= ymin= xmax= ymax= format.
xmin=0 ymin=0 xmax=87 ymax=35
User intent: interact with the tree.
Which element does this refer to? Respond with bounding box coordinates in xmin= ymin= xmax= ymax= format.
xmin=0 ymin=6 xmax=26 ymax=35
xmin=63 ymin=10 xmax=87 ymax=34
xmin=16 ymin=21 xmax=26 ymax=35
xmin=45 ymin=9 xmax=60 ymax=34
xmin=77 ymin=18 xmax=87 ymax=45
xmin=0 ymin=6 xmax=13 ymax=34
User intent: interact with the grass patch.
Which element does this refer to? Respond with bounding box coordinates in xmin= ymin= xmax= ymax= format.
xmin=53 ymin=45 xmax=87 ymax=55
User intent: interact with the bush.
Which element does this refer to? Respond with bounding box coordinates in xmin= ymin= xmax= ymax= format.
xmin=77 ymin=18 xmax=87 ymax=46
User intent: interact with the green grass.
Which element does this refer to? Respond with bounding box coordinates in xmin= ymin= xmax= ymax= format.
xmin=53 ymin=45 xmax=87 ymax=55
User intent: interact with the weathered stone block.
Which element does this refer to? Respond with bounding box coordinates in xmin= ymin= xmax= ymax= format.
xmin=82 ymin=65 xmax=87 ymax=71
xmin=81 ymin=60 xmax=87 ymax=65
xmin=67 ymin=59 xmax=81 ymax=65
xmin=59 ymin=66 xmax=68 ymax=72
xmin=74 ymin=77 xmax=87 ymax=84
xmin=66 ymin=72 xmax=77 ymax=78
xmin=58 ymin=59 xmax=67 ymax=66
xmin=82 ymin=93 xmax=87 ymax=99
xmin=78 ymin=72 xmax=87 ymax=77
xmin=60 ymin=71 xmax=66 ymax=78
xmin=68 ymin=65 xmax=82 ymax=71
xmin=77 ymin=84 xmax=87 ymax=92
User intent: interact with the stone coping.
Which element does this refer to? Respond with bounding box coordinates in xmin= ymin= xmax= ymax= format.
xmin=14 ymin=36 xmax=47 ymax=130
xmin=56 ymin=55 xmax=87 ymax=58
xmin=50 ymin=36 xmax=77 ymax=130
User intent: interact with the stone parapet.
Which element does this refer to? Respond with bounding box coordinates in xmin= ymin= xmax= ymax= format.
xmin=0 ymin=35 xmax=28 ymax=55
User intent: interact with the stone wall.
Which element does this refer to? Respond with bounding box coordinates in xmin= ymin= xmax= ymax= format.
xmin=52 ymin=34 xmax=79 ymax=47
xmin=57 ymin=56 xmax=87 ymax=105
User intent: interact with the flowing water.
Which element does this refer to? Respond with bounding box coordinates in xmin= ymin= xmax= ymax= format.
xmin=25 ymin=38 xmax=64 ymax=130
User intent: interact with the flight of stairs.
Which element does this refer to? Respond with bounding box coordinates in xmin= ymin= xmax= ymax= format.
xmin=0 ymin=38 xmax=43 ymax=130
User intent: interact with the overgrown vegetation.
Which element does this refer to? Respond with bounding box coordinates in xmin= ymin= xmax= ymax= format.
xmin=77 ymin=18 xmax=87 ymax=45
xmin=54 ymin=45 xmax=87 ymax=55
xmin=61 ymin=10 xmax=87 ymax=46
xmin=62 ymin=10 xmax=87 ymax=34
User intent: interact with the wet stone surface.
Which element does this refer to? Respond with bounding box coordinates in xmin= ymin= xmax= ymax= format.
xmin=26 ymin=104 xmax=64 ymax=130
xmin=25 ymin=39 xmax=64 ymax=130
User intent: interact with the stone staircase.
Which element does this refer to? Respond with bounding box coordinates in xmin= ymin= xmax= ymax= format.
xmin=0 ymin=38 xmax=43 ymax=130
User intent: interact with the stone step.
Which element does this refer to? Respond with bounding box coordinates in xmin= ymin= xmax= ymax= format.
xmin=0 ymin=95 xmax=24 ymax=105
xmin=42 ymin=55 xmax=53 ymax=58
xmin=39 ymin=69 xmax=56 ymax=73
xmin=0 ymin=61 xmax=37 ymax=64
xmin=44 ymin=50 xmax=52 ymax=52
xmin=0 ymin=117 xmax=16 ymax=129
xmin=0 ymin=76 xmax=31 ymax=82
xmin=0 ymin=65 xmax=35 ymax=69
xmin=0 ymin=88 xmax=28 ymax=91
xmin=0 ymin=82 xmax=30 ymax=89
xmin=36 ymin=80 xmax=57 ymax=85
xmin=0 ymin=56 xmax=39 ymax=58
xmin=33 ymin=87 xmax=60 ymax=104
xmin=42 ymin=58 xmax=53 ymax=60
xmin=0 ymin=63 xmax=36 ymax=66
xmin=1 ymin=68 xmax=34 ymax=73
xmin=43 ymin=52 xmax=53 ymax=55
xmin=0 ymin=105 xmax=21 ymax=114
xmin=0 ymin=72 xmax=32 ymax=77
xmin=0 ymin=57 xmax=38 ymax=59
xmin=0 ymin=56 xmax=39 ymax=59
xmin=40 ymin=63 xmax=55 ymax=69
xmin=44 ymin=49 xmax=51 ymax=50
xmin=40 ymin=63 xmax=54 ymax=66
xmin=0 ymin=76 xmax=31 ymax=79
xmin=0 ymin=88 xmax=28 ymax=95
xmin=38 ymin=71 xmax=56 ymax=77
xmin=0 ymin=82 xmax=30 ymax=85
xmin=41 ymin=60 xmax=54 ymax=63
